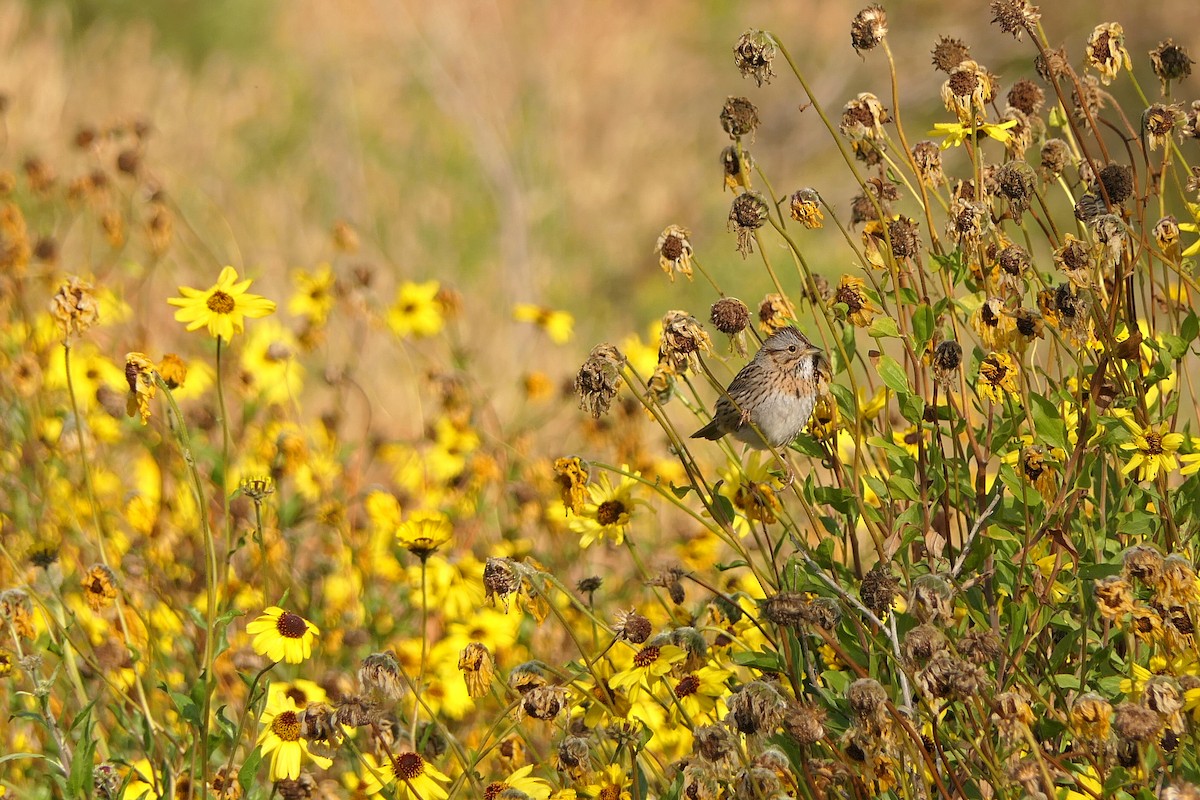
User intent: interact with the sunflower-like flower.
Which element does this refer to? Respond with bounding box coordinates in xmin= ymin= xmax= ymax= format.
xmin=359 ymin=751 xmax=450 ymax=799
xmin=167 ymin=266 xmax=276 ymax=341
xmin=246 ymin=607 xmax=320 ymax=664
xmin=610 ymin=643 xmax=687 ymax=700
xmin=567 ymin=467 xmax=644 ymax=547
xmin=257 ymin=694 xmax=333 ymax=781
xmin=288 ymin=263 xmax=337 ymax=325
xmin=1086 ymin=22 xmax=1131 ymax=84
xmin=396 ymin=511 xmax=453 ymax=559
xmin=387 ymin=280 xmax=444 ymax=339
xmin=1120 ymin=420 xmax=1184 ymax=482
xmin=513 ymin=304 xmax=574 ymax=344
xmin=484 ymin=765 xmax=553 ymax=800
xmin=830 ymin=275 xmax=879 ymax=327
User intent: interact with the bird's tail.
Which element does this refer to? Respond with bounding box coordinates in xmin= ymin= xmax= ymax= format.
xmin=691 ymin=419 xmax=723 ymax=441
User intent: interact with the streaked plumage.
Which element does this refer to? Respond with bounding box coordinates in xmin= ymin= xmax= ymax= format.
xmin=690 ymin=326 xmax=829 ymax=449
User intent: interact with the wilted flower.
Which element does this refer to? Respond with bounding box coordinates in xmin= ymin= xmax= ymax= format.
xmin=50 ymin=276 xmax=102 ymax=339
xmin=728 ymin=192 xmax=770 ymax=256
xmin=789 ymin=188 xmax=824 ymax=229
xmin=976 ymin=352 xmax=1019 ymax=403
xmin=720 ymin=96 xmax=760 ymax=140
xmin=908 ymin=574 xmax=954 ymax=625
xmin=81 ymin=564 xmax=118 ymax=612
xmin=1150 ymin=39 xmax=1194 ymax=89
xmin=831 ymin=275 xmax=879 ymax=327
xmin=655 ymin=225 xmax=695 ymax=282
xmin=574 ymin=343 xmax=625 ymax=418
xmin=1113 ymin=701 xmax=1162 ymax=742
xmin=124 ymin=353 xmax=157 ymax=425
xmin=758 ymin=293 xmax=797 ymax=336
xmin=850 ymin=6 xmax=887 ymax=53
xmin=989 ymin=0 xmax=1040 ymax=39
xmin=839 ymin=93 xmax=889 ymax=140
xmin=734 ymin=30 xmax=776 ymax=86
xmin=1087 ymin=23 xmax=1131 ymax=84
xmin=658 ymin=310 xmax=713 ymax=374
xmin=941 ymin=60 xmax=996 ymax=122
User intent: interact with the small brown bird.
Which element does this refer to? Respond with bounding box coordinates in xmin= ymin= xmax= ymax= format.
xmin=691 ymin=326 xmax=829 ymax=450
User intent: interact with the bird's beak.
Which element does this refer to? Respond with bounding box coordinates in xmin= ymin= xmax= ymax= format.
xmin=802 ymin=345 xmax=823 ymax=357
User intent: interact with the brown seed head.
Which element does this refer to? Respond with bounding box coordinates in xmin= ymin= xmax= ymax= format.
xmin=574 ymin=343 xmax=625 ymax=418
xmin=989 ymin=0 xmax=1040 ymax=39
xmin=901 ymin=623 xmax=948 ymax=664
xmin=1151 ymin=39 xmax=1194 ymax=87
xmin=850 ymin=6 xmax=887 ymax=53
xmin=859 ymin=564 xmax=899 ymax=617
xmin=720 ymin=96 xmax=760 ymax=140
xmin=710 ymin=297 xmax=750 ymax=336
xmin=930 ymin=36 xmax=970 ymax=73
xmin=784 ymin=701 xmax=827 ymax=745
xmin=1007 ymin=78 xmax=1045 ymax=116
xmin=1113 ymin=701 xmax=1162 ymax=743
xmin=734 ymin=30 xmax=776 ymax=87
xmin=1123 ymin=544 xmax=1165 ymax=586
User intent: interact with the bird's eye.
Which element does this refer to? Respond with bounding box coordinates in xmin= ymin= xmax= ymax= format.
xmin=788 ymin=345 xmax=797 ymax=353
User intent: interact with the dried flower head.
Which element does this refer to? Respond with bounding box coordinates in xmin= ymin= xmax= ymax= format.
xmin=1070 ymin=692 xmax=1113 ymax=746
xmin=911 ymin=141 xmax=945 ymax=187
xmin=554 ymin=456 xmax=590 ymax=515
xmin=1160 ymin=555 xmax=1198 ymax=605
xmin=728 ymin=192 xmax=770 ymax=257
xmin=839 ymin=93 xmax=889 ymax=140
xmin=992 ymin=691 xmax=1034 ymax=743
xmin=1006 ymin=78 xmax=1045 ymax=116
xmin=484 ymin=557 xmax=519 ymax=609
xmin=901 ymin=623 xmax=948 ymax=664
xmin=710 ymin=297 xmax=750 ymax=337
xmin=959 ymin=628 xmax=1003 ymax=665
xmin=658 ymin=310 xmax=713 ymax=374
xmin=693 ymin=723 xmax=736 ymax=764
xmin=784 ymin=701 xmax=827 ymax=745
xmin=1123 ymin=544 xmax=1165 ymax=586
xmin=574 ymin=343 xmax=625 ymax=418
xmin=758 ymin=293 xmax=797 ymax=336
xmin=942 ymin=60 xmax=996 ymax=122
xmin=831 ymin=274 xmax=879 ymax=327
xmin=916 ymin=650 xmax=987 ymax=700
xmin=1150 ymin=39 xmax=1194 ymax=88
xmin=1143 ymin=675 xmax=1183 ymax=717
xmin=850 ymin=6 xmax=888 ymax=53
xmin=520 ymin=685 xmax=568 ymax=721
xmin=995 ymin=161 xmax=1036 ymax=216
xmin=734 ymin=30 xmax=776 ymax=87
xmin=860 ymin=564 xmax=899 ymax=617
xmin=656 ymin=225 xmax=695 ymax=282
xmin=946 ymin=198 xmax=991 ymax=248
xmin=720 ymin=145 xmax=753 ymax=192
xmin=1113 ymin=701 xmax=1162 ymax=743
xmin=789 ymin=188 xmax=824 ymax=229
xmin=81 ymin=564 xmax=118 ymax=612
xmin=931 ymin=340 xmax=962 ymax=388
xmin=1039 ymin=138 xmax=1071 ymax=180
xmin=847 ymin=678 xmax=890 ymax=731
xmin=124 ymin=353 xmax=157 ymax=425
xmin=1144 ymin=104 xmax=1183 ymax=151
xmin=720 ymin=96 xmax=760 ymax=140
xmin=613 ymin=609 xmax=653 ymax=644
xmin=1094 ymin=575 xmax=1134 ymax=620
xmin=725 ymin=680 xmax=787 ymax=736
xmin=358 ymin=652 xmax=404 ymax=702
xmin=50 ymin=276 xmax=101 ymax=339
xmin=908 ymin=574 xmax=955 ymax=625
xmin=1087 ymin=23 xmax=1131 ymax=84
xmin=1155 ymin=215 xmax=1181 ymax=256
xmin=930 ymin=36 xmax=970 ymax=73
xmin=989 ymin=0 xmax=1040 ymax=39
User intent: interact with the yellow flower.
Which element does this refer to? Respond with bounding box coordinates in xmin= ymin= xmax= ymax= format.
xmin=121 ymin=759 xmax=161 ymax=800
xmin=830 ymin=274 xmax=879 ymax=327
xmin=246 ymin=606 xmax=319 ymax=664
xmin=928 ymin=118 xmax=1016 ymax=149
xmin=567 ymin=467 xmax=644 ymax=547
xmin=256 ymin=694 xmax=332 ymax=781
xmin=976 ymin=351 xmax=1018 ymax=402
xmin=288 ymin=263 xmax=336 ymax=325
xmin=513 ymin=303 xmax=574 ymax=344
xmin=267 ymin=678 xmax=328 ymax=710
xmin=1120 ymin=420 xmax=1184 ymax=482
xmin=387 ymin=280 xmax=444 ymax=338
xmin=486 ymin=765 xmax=552 ymax=800
xmin=396 ymin=511 xmax=453 ymax=559
xmin=609 ymin=643 xmax=686 ymax=700
xmin=585 ymin=765 xmax=633 ymax=800
xmin=359 ymin=751 xmax=450 ymax=799
xmin=167 ymin=265 xmax=276 ymax=341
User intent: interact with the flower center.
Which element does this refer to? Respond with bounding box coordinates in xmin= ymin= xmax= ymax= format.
xmin=271 ymin=710 xmax=301 ymax=741
xmin=483 ymin=782 xmax=506 ymax=800
xmin=276 ymin=612 xmax=308 ymax=639
xmin=633 ymin=646 xmax=661 ymax=668
xmin=835 ymin=285 xmax=864 ymax=312
xmin=1144 ymin=433 xmax=1164 ymax=455
xmin=596 ymin=500 xmax=626 ymax=526
xmin=661 ymin=234 xmax=684 ymax=261
xmin=600 ymin=785 xmax=622 ymax=800
xmin=206 ymin=290 xmax=235 ymax=314
xmin=394 ymin=752 xmax=425 ymax=781
xmin=675 ymin=674 xmax=700 ymax=698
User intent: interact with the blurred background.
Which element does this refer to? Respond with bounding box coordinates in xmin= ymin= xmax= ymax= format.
xmin=1 ymin=0 xmax=1195 ymax=437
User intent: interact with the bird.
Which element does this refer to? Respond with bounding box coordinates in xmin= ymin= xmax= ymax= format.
xmin=691 ymin=326 xmax=829 ymax=450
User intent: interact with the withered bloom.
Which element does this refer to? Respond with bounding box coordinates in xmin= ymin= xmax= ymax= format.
xmin=995 ymin=162 xmax=1036 ymax=216
xmin=1113 ymin=701 xmax=1162 ymax=742
xmin=1039 ymin=139 xmax=1070 ymax=180
xmin=930 ymin=36 xmax=970 ymax=73
xmin=574 ymin=343 xmax=625 ymax=418
xmin=553 ymin=456 xmax=590 ymax=515
xmin=909 ymin=574 xmax=954 ymax=626
xmin=931 ymin=340 xmax=962 ymax=389
xmin=81 ymin=564 xmax=119 ymax=611
xmin=710 ymin=297 xmax=750 ymax=336
xmin=520 ymin=685 xmax=567 ymax=721
xmin=1007 ymin=78 xmax=1045 ymax=116
xmin=725 ymin=680 xmax=787 ymax=736
xmin=911 ymin=141 xmax=945 ymax=187
xmin=839 ymin=93 xmax=889 ymax=140
xmin=656 ymin=224 xmax=695 ymax=282
xmin=1087 ymin=22 xmax=1131 ymax=84
xmin=1144 ymin=104 xmax=1182 ymax=151
xmin=758 ymin=293 xmax=797 ymax=336
xmin=728 ymin=192 xmax=770 ymax=257
xmin=50 ymin=276 xmax=101 ymax=338
xmin=458 ymin=643 xmax=494 ymax=698
xmin=658 ymin=310 xmax=713 ymax=374
xmin=860 ymin=564 xmax=899 ymax=617
xmin=1150 ymin=39 xmax=1194 ymax=89
xmin=789 ymin=188 xmax=824 ymax=229
xmin=124 ymin=353 xmax=157 ymax=425
xmin=483 ymin=557 xmax=519 ymax=609
xmin=989 ymin=0 xmax=1040 ymax=39
xmin=358 ymin=652 xmax=404 ymax=702
xmin=613 ymin=609 xmax=652 ymax=644
xmin=734 ymin=30 xmax=776 ymax=87
xmin=720 ymin=96 xmax=760 ymax=140
xmin=850 ymin=6 xmax=887 ymax=53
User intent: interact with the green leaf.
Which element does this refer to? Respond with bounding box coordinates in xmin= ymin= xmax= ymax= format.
xmin=731 ymin=649 xmax=785 ymax=672
xmin=712 ymin=491 xmax=736 ymax=527
xmin=867 ymin=316 xmax=901 ymax=339
xmin=1182 ymin=310 xmax=1199 ymax=344
xmin=239 ymin=746 xmax=264 ymax=792
xmin=876 ymin=354 xmax=911 ymax=394
xmin=1028 ymin=393 xmax=1067 ymax=452
xmin=897 ymin=391 xmax=925 ymax=425
xmin=1161 ymin=333 xmax=1188 ymax=359
xmin=911 ymin=304 xmax=935 ymax=350
xmin=0 ymin=753 xmax=48 ymax=766
xmin=670 ymin=484 xmax=693 ymax=499
xmin=67 ymin=719 xmax=96 ymax=797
